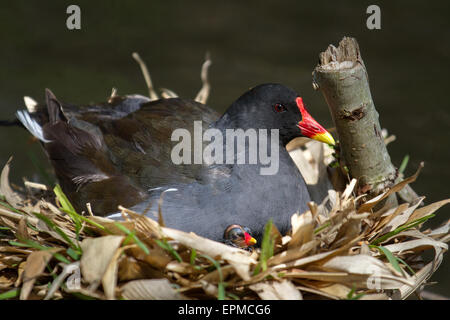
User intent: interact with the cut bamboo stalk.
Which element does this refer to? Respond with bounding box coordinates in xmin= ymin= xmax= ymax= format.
xmin=313 ymin=37 xmax=398 ymax=198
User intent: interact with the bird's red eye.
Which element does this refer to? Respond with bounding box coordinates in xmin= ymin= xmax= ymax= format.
xmin=273 ymin=103 xmax=287 ymax=113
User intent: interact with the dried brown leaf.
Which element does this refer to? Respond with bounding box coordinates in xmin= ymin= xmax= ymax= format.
xmin=20 ymin=249 xmax=58 ymax=300
xmin=382 ymin=237 xmax=448 ymax=255
xmin=407 ymin=198 xmax=450 ymax=224
xmin=103 ymin=245 xmax=134 ymax=300
xmin=379 ymin=197 xmax=424 ymax=236
xmin=162 ymin=227 xmax=256 ymax=281
xmin=121 ymin=279 xmax=186 ymax=300
xmin=358 ymin=162 xmax=424 ymax=213
xmin=0 ymin=157 xmax=25 ymax=209
xmin=16 ymin=217 xmax=30 ymax=240
xmin=80 ymin=235 xmax=124 ymax=290
xmin=289 ymin=211 xmax=314 ymax=248
xmin=318 ymin=283 xmax=352 ymax=299
xmin=269 ymin=240 xmax=317 ymax=266
xmin=250 ymin=280 xmax=302 ymax=300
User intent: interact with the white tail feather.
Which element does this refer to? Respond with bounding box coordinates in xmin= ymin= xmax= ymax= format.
xmin=15 ymin=110 xmax=51 ymax=143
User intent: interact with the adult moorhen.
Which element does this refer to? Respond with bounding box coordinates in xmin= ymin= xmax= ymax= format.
xmin=16 ymin=84 xmax=335 ymax=242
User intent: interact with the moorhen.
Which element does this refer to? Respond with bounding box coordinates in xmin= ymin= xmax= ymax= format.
xmin=16 ymin=84 xmax=335 ymax=242
xmin=223 ymin=224 xmax=257 ymax=250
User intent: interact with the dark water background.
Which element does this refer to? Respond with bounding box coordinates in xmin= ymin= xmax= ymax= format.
xmin=0 ymin=1 xmax=448 ymax=296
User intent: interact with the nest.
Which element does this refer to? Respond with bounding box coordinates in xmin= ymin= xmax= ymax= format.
xmin=0 ymin=138 xmax=448 ymax=300
xmin=0 ymin=54 xmax=448 ymax=300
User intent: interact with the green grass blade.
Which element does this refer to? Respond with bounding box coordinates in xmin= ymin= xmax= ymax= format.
xmin=32 ymin=212 xmax=80 ymax=251
xmin=254 ymin=219 xmax=275 ymax=275
xmin=314 ymin=222 xmax=331 ymax=234
xmin=396 ymin=256 xmax=416 ymax=275
xmin=0 ymin=288 xmax=20 ymax=300
xmin=190 ymin=248 xmax=197 ymax=265
xmin=349 ymin=292 xmax=365 ymax=300
xmin=371 ymin=214 xmax=435 ymax=245
xmin=53 ymin=252 xmax=71 ymax=264
xmin=114 ymin=223 xmax=150 ymax=255
xmin=346 ymin=285 xmax=356 ymax=299
xmin=199 ymin=254 xmax=226 ymax=300
xmin=9 ymin=239 xmax=48 ymax=250
xmin=53 ymin=184 xmax=76 ymax=212
xmin=155 ymin=239 xmax=182 ymax=262
xmin=0 ymin=200 xmax=25 ymax=215
xmin=217 ymin=283 xmax=226 ymax=300
xmin=9 ymin=239 xmax=70 ymax=264
xmin=53 ymin=185 xmax=84 ymax=235
xmin=373 ymin=245 xmax=403 ymax=275
xmin=63 ymin=211 xmax=107 ymax=231
xmin=226 ymin=292 xmax=240 ymax=300
xmin=398 ymin=155 xmax=410 ymax=174
xmin=66 ymin=247 xmax=81 ymax=261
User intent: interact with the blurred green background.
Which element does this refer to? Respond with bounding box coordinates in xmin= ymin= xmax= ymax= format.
xmin=0 ymin=0 xmax=448 ymax=296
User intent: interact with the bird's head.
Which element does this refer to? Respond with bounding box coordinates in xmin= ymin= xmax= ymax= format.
xmin=223 ymin=224 xmax=257 ymax=250
xmin=228 ymin=83 xmax=335 ymax=146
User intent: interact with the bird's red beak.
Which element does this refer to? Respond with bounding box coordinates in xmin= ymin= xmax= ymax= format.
xmin=244 ymin=232 xmax=257 ymax=246
xmin=296 ymin=97 xmax=335 ymax=146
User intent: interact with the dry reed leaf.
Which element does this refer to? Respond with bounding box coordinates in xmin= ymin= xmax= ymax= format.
xmin=371 ymin=203 xmax=410 ymax=235
xmin=330 ymin=212 xmax=369 ymax=249
xmin=286 ymin=137 xmax=311 ymax=151
xmin=250 ymin=280 xmax=302 ymax=300
xmin=359 ymin=293 xmax=391 ymax=300
xmin=358 ymin=162 xmax=424 ymax=213
xmin=0 ymin=274 xmax=15 ymax=289
xmin=289 ymin=211 xmax=314 ymax=249
xmin=323 ymin=254 xmax=404 ymax=278
xmin=194 ymin=53 xmax=212 ymax=104
xmin=285 ymin=270 xmax=360 ymax=282
xmin=394 ymin=258 xmax=445 ymax=299
xmin=34 ymin=218 xmax=74 ymax=245
xmin=382 ymin=238 xmax=448 ymax=255
xmin=20 ymin=248 xmax=58 ymax=300
xmin=380 ymin=197 xmax=424 ymax=235
xmin=272 ymin=248 xmax=341 ymax=271
xmin=200 ymin=279 xmax=219 ymax=298
xmin=0 ymin=246 xmax=32 ymax=255
xmin=166 ymin=261 xmax=199 ymax=275
xmin=293 ymin=283 xmax=340 ymax=300
xmin=80 ymin=235 xmax=124 ymax=290
xmin=0 ymin=157 xmax=25 ymax=209
xmin=407 ymin=198 xmax=450 ymax=223
xmin=120 ymin=279 xmax=187 ymax=300
xmin=199 ymin=265 xmax=235 ymax=283
xmin=16 ymin=217 xmax=30 ymax=240
xmin=45 ymin=261 xmax=80 ymax=300
xmin=269 ymin=240 xmax=318 ymax=266
xmin=428 ymin=222 xmax=450 ymax=238
xmin=103 ymin=244 xmax=135 ymax=300
xmin=14 ymin=261 xmax=26 ymax=286
xmin=118 ymin=256 xmax=165 ymax=281
xmin=317 ymin=283 xmax=352 ymax=299
xmin=289 ymin=148 xmax=317 ymax=184
xmin=342 ymin=179 xmax=357 ymax=200
xmin=127 ymin=244 xmax=172 ymax=270
xmin=162 ymin=227 xmax=256 ymax=281
xmin=287 ymin=269 xmax=411 ymax=290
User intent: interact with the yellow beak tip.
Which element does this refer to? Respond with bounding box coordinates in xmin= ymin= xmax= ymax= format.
xmin=313 ymin=132 xmax=336 ymax=146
